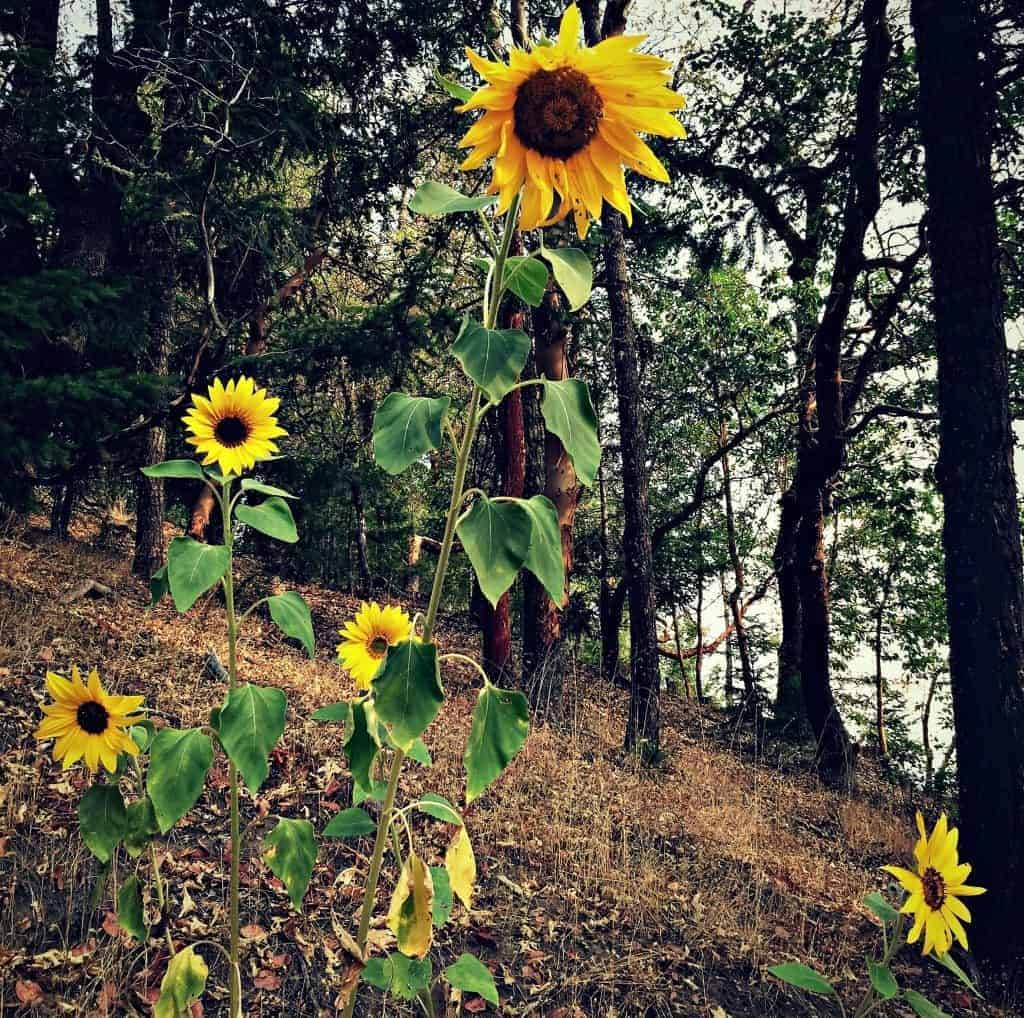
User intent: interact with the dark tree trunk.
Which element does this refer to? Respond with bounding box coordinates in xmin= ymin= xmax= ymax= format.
xmin=597 ymin=459 xmax=621 ymax=683
xmin=721 ymin=423 xmax=756 ymax=698
xmin=774 ymin=488 xmax=804 ymax=725
xmin=913 ymin=0 xmax=1024 ymax=988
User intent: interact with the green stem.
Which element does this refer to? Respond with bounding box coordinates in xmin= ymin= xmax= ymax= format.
xmin=343 ymin=191 xmax=522 ymax=1018
xmin=149 ymin=843 xmax=176 ymax=957
xmin=222 ymin=478 xmax=243 ymax=1018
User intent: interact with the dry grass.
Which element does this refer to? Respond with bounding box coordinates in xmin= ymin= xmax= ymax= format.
xmin=0 ymin=518 xmax=1006 ymax=1017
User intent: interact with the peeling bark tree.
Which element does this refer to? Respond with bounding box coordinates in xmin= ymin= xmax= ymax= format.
xmin=913 ymin=0 xmax=1024 ymax=985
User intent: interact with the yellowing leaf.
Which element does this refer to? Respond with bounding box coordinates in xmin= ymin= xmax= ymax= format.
xmin=387 ymin=853 xmax=434 ymax=959
xmin=445 ymin=825 xmax=476 ymax=910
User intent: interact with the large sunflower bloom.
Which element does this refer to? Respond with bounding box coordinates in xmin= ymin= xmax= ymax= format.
xmin=34 ymin=666 xmax=145 ymax=773
xmin=337 ymin=602 xmax=413 ymax=690
xmin=457 ymin=3 xmax=685 ymax=237
xmin=882 ymin=811 xmax=986 ymax=957
xmin=183 ymin=376 xmax=286 ymax=477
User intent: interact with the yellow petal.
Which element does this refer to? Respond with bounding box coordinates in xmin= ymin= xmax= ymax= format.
xmin=556 ymin=4 xmax=582 ymax=56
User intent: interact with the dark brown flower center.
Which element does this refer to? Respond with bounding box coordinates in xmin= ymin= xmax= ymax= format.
xmin=922 ymin=867 xmax=946 ymax=910
xmin=215 ymin=415 xmax=250 ymax=448
xmin=514 ymin=67 xmax=603 ymax=159
xmin=77 ymin=700 xmax=110 ymax=735
xmin=369 ymin=635 xmax=390 ymax=658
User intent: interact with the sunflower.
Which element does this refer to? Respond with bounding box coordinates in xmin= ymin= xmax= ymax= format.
xmin=337 ymin=602 xmax=413 ymax=690
xmin=183 ymin=376 xmax=286 ymax=478
xmin=882 ymin=811 xmax=986 ymax=956
xmin=34 ymin=666 xmax=145 ymax=773
xmin=457 ymin=3 xmax=685 ymax=238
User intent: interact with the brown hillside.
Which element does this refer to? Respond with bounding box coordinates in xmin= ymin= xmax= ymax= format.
xmin=0 ymin=520 xmax=1006 ymax=1017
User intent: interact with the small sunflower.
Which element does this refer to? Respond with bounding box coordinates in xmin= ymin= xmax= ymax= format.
xmin=882 ymin=811 xmax=986 ymax=956
xmin=337 ymin=602 xmax=413 ymax=690
xmin=34 ymin=666 xmax=145 ymax=773
xmin=457 ymin=3 xmax=685 ymax=237
xmin=183 ymin=376 xmax=286 ymax=478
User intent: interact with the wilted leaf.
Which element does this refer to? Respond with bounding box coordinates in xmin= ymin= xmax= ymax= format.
xmin=387 ymin=853 xmax=434 ymax=959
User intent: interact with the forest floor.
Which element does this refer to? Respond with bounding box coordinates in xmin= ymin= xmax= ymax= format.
xmin=0 ymin=517 xmax=1011 ymax=1018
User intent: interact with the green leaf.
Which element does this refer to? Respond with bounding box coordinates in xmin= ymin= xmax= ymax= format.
xmin=521 ymin=495 xmax=565 ymax=605
xmin=456 ymin=494 xmax=532 ymax=607
xmin=141 ymin=459 xmax=205 ymax=480
xmin=905 ymin=990 xmax=951 ymax=1017
xmin=372 ymin=640 xmax=444 ymax=751
xmin=149 ymin=565 xmax=170 ymax=608
xmin=931 ymin=951 xmax=979 ymax=996
xmin=409 ymin=181 xmax=497 ymax=216
xmin=78 ymin=785 xmax=127 ymax=863
xmin=867 ymin=960 xmax=898 ymax=999
xmin=235 ymin=496 xmax=298 ymax=544
xmin=361 ymin=955 xmax=432 ymax=1001
xmin=452 ymin=317 xmax=531 ymax=404
xmin=147 ymin=728 xmax=214 ymax=832
xmin=267 ymin=592 xmax=315 ymax=658
xmin=863 ymin=891 xmax=900 ymax=924
xmin=311 ymin=700 xmax=351 ymax=724
xmin=767 ymin=963 xmax=835 ymax=996
xmin=353 ymin=780 xmax=388 ymax=806
xmin=216 ymin=683 xmax=287 ymax=793
xmin=117 ymin=875 xmax=148 ymax=942
xmin=345 ymin=700 xmax=380 ymax=798
xmin=264 ymin=818 xmax=317 ymax=910
xmin=373 ymin=392 xmax=451 ymax=475
xmin=502 ymin=255 xmax=548 ymax=306
xmin=540 ymin=379 xmax=601 ymax=486
xmin=539 ymin=246 xmax=593 ymax=311
xmin=444 ymin=953 xmax=499 ymax=1006
xmin=123 ymin=797 xmax=159 ymax=857
xmin=130 ymin=720 xmax=156 ymax=753
xmin=464 ymin=683 xmax=529 ymax=803
xmin=240 ymin=478 xmax=296 ymax=499
xmin=166 ymin=537 xmax=230 ymax=613
xmin=406 ymin=737 xmax=432 ymax=767
xmin=415 ymin=793 xmax=463 ymax=826
xmin=430 ymin=865 xmax=453 ymax=927
xmin=154 ymin=946 xmax=208 ymax=1018
xmin=323 ymin=807 xmax=377 ymax=839
xmin=434 ymin=68 xmax=473 ymax=102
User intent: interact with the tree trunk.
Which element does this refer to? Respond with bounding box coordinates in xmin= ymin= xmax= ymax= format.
xmin=913 ymin=0 xmax=1024 ymax=986
xmin=694 ymin=505 xmax=705 ymax=704
xmin=597 ymin=459 xmax=622 ymax=683
xmin=351 ymin=479 xmax=373 ymax=592
xmin=872 ymin=561 xmax=896 ymax=757
xmin=773 ymin=487 xmax=805 ymax=726
xmin=721 ymin=573 xmax=734 ymax=699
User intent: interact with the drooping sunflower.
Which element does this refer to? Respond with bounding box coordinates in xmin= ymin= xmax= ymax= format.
xmin=457 ymin=3 xmax=685 ymax=238
xmin=882 ymin=811 xmax=986 ymax=956
xmin=183 ymin=376 xmax=286 ymax=478
xmin=337 ymin=602 xmax=413 ymax=690
xmin=34 ymin=666 xmax=145 ymax=773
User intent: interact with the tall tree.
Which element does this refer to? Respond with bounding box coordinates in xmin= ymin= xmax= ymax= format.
xmin=912 ymin=0 xmax=1024 ymax=985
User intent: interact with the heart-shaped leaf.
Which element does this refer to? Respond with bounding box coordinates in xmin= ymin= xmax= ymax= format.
xmin=373 ymin=640 xmax=444 ymax=751
xmin=387 ymin=853 xmax=434 ymax=959
xmin=409 ymin=181 xmax=497 ymax=216
xmin=452 ymin=317 xmax=531 ymax=404
xmin=867 ymin=960 xmax=899 ymax=999
xmin=240 ymin=478 xmax=296 ymax=499
xmin=361 ymin=955 xmax=432 ymax=1000
xmin=444 ymin=953 xmax=499 ymax=1006
xmin=141 ymin=459 xmax=206 ymax=480
xmin=323 ymin=807 xmax=377 ymax=839
xmin=78 ymin=785 xmax=127 ymax=863
xmin=464 ymin=683 xmax=529 ymax=803
xmin=166 ymin=537 xmax=230 ymax=613
xmin=123 ymin=796 xmax=159 ymax=857
xmin=456 ymin=494 xmax=532 ymax=607
xmin=154 ymin=946 xmax=208 ymax=1018
xmin=520 ymin=495 xmax=565 ymax=606
xmin=216 ymin=683 xmax=287 ymax=793
xmin=502 ymin=255 xmax=548 ymax=306
xmin=540 ymin=379 xmax=601 ymax=486
xmin=373 ymin=392 xmax=451 ymax=475
xmin=540 ymin=245 xmax=593 ymax=310
xmin=415 ymin=792 xmax=463 ymax=826
xmin=235 ymin=496 xmax=298 ymax=544
xmin=264 ymin=818 xmax=317 ymax=910
xmin=267 ymin=592 xmax=314 ymax=657
xmin=117 ymin=875 xmax=148 ymax=942
xmin=147 ymin=728 xmax=213 ymax=832
xmin=311 ymin=700 xmax=351 ymax=724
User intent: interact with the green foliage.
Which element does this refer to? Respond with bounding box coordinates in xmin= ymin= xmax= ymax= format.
xmin=502 ymin=255 xmax=549 ymax=306
xmin=147 ymin=728 xmax=214 ymax=832
xmin=521 ymin=495 xmax=566 ymax=605
xmin=154 ymin=947 xmax=208 ymax=1018
xmin=373 ymin=640 xmax=444 ymax=751
xmin=456 ymin=495 xmax=533 ymax=607
xmin=323 ymin=807 xmax=377 ymax=839
xmin=267 ymin=592 xmax=315 ymax=658
xmin=117 ymin=875 xmax=148 ymax=942
xmin=539 ymin=379 xmax=601 ymax=485
xmin=414 ymin=793 xmax=463 ymax=826
xmin=263 ymin=818 xmax=317 ymax=910
xmin=166 ymin=538 xmax=230 ymax=613
xmin=409 ymin=182 xmax=497 ymax=216
xmin=362 ymin=954 xmax=432 ymax=1000
xmin=235 ymin=496 xmax=299 ymax=543
xmin=372 ymin=393 xmax=451 ymax=475
xmin=444 ymin=953 xmax=499 ymax=1005
xmin=216 ymin=684 xmax=287 ymax=793
xmin=767 ymin=963 xmax=835 ymax=996
xmin=78 ymin=785 xmax=128 ymax=863
xmin=464 ymin=683 xmax=530 ymax=803
xmin=123 ymin=797 xmax=160 ymax=857
xmin=451 ymin=318 xmax=531 ymax=403
xmin=539 ymin=245 xmax=593 ymax=311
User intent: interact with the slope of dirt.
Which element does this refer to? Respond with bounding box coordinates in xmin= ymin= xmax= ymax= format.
xmin=0 ymin=520 xmax=1008 ymax=1017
